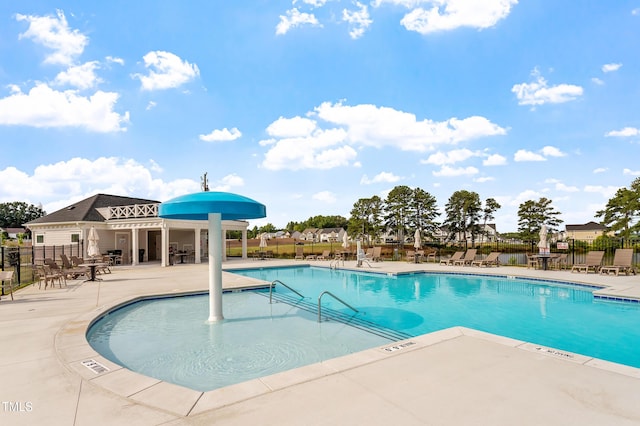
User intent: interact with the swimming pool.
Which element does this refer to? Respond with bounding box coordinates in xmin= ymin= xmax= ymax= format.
xmin=87 ymin=266 xmax=640 ymax=392
xmin=234 ymin=266 xmax=640 ymax=369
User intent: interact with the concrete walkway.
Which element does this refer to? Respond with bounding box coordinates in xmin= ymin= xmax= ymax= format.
xmin=1 ymin=259 xmax=640 ymax=425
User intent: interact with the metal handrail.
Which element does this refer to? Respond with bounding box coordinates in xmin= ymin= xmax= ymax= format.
xmin=317 ymin=290 xmax=358 ymax=322
xmin=269 ymin=280 xmax=304 ymax=304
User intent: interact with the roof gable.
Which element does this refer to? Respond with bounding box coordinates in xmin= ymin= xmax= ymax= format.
xmin=26 ymin=194 xmax=160 ymax=225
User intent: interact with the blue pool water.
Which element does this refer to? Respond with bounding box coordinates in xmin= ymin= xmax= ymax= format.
xmin=235 ymin=266 xmax=640 ymax=369
xmin=87 ymin=267 xmax=640 ymax=392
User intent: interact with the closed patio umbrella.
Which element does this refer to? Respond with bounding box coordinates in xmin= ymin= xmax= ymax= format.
xmin=414 ymin=229 xmax=421 ymax=249
xmin=87 ymin=226 xmax=101 ymax=259
xmin=259 ymin=233 xmax=268 ymax=249
xmin=342 ymin=232 xmax=349 ymax=249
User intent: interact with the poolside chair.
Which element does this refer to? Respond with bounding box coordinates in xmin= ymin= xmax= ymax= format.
xmin=550 ymin=253 xmax=568 ymax=270
xmin=316 ymin=250 xmax=331 ymax=260
xmin=453 ymin=249 xmax=477 ymax=266
xmin=571 ymin=251 xmax=604 ymax=274
xmin=471 ymin=252 xmax=501 ymax=267
xmin=294 ymin=246 xmax=304 ymax=260
xmin=372 ymin=246 xmax=382 ymax=262
xmin=405 ymin=250 xmax=416 ymax=263
xmin=356 ymin=249 xmax=372 ymax=267
xmin=440 ymin=251 xmax=464 ymax=266
xmin=425 ymin=249 xmax=437 ymax=263
xmin=0 ymin=270 xmax=15 ymax=301
xmin=600 ymin=249 xmax=637 ymax=276
xmin=60 ymin=253 xmax=88 ymax=279
xmin=526 ymin=254 xmax=540 ymax=269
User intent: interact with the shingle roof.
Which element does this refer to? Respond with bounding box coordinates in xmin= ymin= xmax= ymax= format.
xmin=25 ymin=194 xmax=160 ymax=225
xmin=565 ymin=221 xmax=604 ymax=231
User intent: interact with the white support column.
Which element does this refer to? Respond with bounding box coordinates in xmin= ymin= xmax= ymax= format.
xmin=208 ymin=212 xmax=223 ymax=322
xmin=132 ymin=228 xmax=139 ymax=266
xmin=242 ymin=229 xmax=248 ymax=259
xmin=161 ymin=223 xmax=168 ymax=267
xmin=194 ymin=228 xmax=201 ymax=264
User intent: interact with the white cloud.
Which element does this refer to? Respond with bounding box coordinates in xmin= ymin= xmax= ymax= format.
xmin=593 ymin=167 xmax=607 ymax=174
xmin=0 ymin=82 xmax=129 ymax=132
xmin=0 ymin=157 xmax=202 ymax=210
xmin=146 ymin=101 xmax=157 ymax=110
xmin=106 ymin=56 xmax=124 ymax=65
xmin=211 ymin=174 xmax=244 ymax=191
xmin=260 ymin=101 xmax=506 ymax=171
xmin=276 ymin=8 xmax=321 ymax=35
xmin=296 ymin=0 xmax=328 ymax=6
xmin=133 ymin=51 xmax=200 ymax=91
xmin=360 ymin=171 xmax=402 ymax=184
xmin=432 ymin=165 xmax=479 ymax=177
xmin=512 ymin=68 xmax=583 ymax=106
xmin=555 ymin=182 xmax=579 ymax=192
xmin=583 ymin=185 xmax=620 ymax=198
xmin=343 ymin=2 xmax=373 ymax=39
xmin=314 ymin=101 xmax=506 ymax=152
xmin=53 ymin=61 xmax=101 ymax=90
xmin=312 ymin=190 xmax=337 ymax=203
xmin=483 ymin=153 xmax=507 ymax=166
xmin=514 ymin=149 xmax=546 ymax=162
xmin=199 ymin=127 xmax=242 ymax=142
xmin=385 ymin=0 xmax=518 ymax=34
xmin=605 ymin=127 xmax=639 ymax=137
xmin=474 ymin=176 xmax=494 ymax=183
xmin=509 ymin=189 xmax=543 ymax=207
xmin=16 ymin=10 xmax=87 ymax=65
xmin=623 ymin=168 xmax=640 ymax=176
xmin=540 ymin=145 xmax=566 ymax=157
xmin=633 ymin=8 xmax=640 ymax=15
xmin=591 ymin=77 xmax=604 ymax=85
xmin=267 ymin=116 xmax=317 ymax=137
xmin=422 ymin=148 xmax=478 ymax=165
xmin=602 ymin=63 xmax=622 ymax=73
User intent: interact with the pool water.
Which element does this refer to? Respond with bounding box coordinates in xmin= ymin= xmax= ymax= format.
xmin=87 ymin=267 xmax=640 ymax=392
xmin=87 ymin=290 xmax=390 ymax=392
xmin=235 ymin=267 xmax=640 ymax=369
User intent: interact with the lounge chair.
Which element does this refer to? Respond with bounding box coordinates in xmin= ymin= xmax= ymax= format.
xmin=316 ymin=250 xmax=331 ymax=260
xmin=471 ymin=252 xmax=501 ymax=267
xmin=571 ymin=251 xmax=604 ymax=274
xmin=600 ymin=249 xmax=637 ymax=276
xmin=60 ymin=254 xmax=88 ymax=278
xmin=425 ymin=249 xmax=437 ymax=262
xmin=294 ymin=246 xmax=304 ymax=260
xmin=453 ymin=249 xmax=477 ymax=266
xmin=440 ymin=251 xmax=464 ymax=266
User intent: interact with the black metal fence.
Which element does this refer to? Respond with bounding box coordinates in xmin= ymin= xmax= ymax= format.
xmin=426 ymin=238 xmax=640 ymax=267
xmin=1 ymin=243 xmax=84 ymax=291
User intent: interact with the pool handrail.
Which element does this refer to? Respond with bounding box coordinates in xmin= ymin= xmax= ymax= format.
xmin=269 ymin=280 xmax=304 ymax=304
xmin=318 ymin=290 xmax=358 ymax=322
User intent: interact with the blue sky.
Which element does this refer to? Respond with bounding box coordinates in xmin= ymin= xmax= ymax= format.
xmin=1 ymin=1 xmax=639 ymax=232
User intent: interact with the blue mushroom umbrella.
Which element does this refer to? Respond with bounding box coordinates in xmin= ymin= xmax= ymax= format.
xmin=159 ymin=192 xmax=266 ymax=322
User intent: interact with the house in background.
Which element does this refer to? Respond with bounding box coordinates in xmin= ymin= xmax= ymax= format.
xmin=565 ymin=221 xmax=610 ymax=243
xmin=0 ymin=227 xmax=27 ymax=240
xmin=25 ymin=193 xmax=253 ymax=266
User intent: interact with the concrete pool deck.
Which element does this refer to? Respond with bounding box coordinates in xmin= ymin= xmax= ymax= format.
xmin=2 ymin=259 xmax=640 ymax=425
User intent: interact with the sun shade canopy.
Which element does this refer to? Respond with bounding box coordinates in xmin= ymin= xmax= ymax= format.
xmin=158 ymin=192 xmax=266 ymax=220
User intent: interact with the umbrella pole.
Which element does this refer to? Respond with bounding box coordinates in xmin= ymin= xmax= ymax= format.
xmin=207 ymin=212 xmax=224 ymax=322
